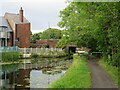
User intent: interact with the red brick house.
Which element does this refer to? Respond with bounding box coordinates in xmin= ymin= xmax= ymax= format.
xmin=35 ymin=39 xmax=59 ymax=48
xmin=0 ymin=7 xmax=30 ymax=48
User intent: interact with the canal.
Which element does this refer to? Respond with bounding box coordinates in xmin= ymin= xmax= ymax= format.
xmin=0 ymin=57 xmax=72 ymax=89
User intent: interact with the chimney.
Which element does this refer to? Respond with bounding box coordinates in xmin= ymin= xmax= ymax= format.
xmin=19 ymin=7 xmax=23 ymax=22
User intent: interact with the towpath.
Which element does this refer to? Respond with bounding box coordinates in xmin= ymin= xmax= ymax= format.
xmin=87 ymin=57 xmax=117 ymax=88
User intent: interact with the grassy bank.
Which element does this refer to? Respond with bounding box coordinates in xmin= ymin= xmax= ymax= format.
xmin=2 ymin=52 xmax=21 ymax=62
xmin=49 ymin=54 xmax=91 ymax=88
xmin=30 ymin=52 xmax=68 ymax=58
xmin=99 ymin=58 xmax=119 ymax=87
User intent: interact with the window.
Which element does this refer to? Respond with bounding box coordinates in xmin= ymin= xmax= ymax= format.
xmin=7 ymin=33 xmax=10 ymax=38
xmin=17 ymin=38 xmax=19 ymax=41
xmin=0 ymin=26 xmax=7 ymax=32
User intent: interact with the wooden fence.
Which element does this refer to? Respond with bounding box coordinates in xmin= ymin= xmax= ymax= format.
xmin=19 ymin=48 xmax=64 ymax=54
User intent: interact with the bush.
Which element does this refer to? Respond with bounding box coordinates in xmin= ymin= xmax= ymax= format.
xmin=40 ymin=52 xmax=68 ymax=58
xmin=99 ymin=58 xmax=119 ymax=87
xmin=111 ymin=53 xmax=120 ymax=67
xmin=30 ymin=53 xmax=39 ymax=59
xmin=30 ymin=52 xmax=68 ymax=58
xmin=2 ymin=52 xmax=20 ymax=62
xmin=19 ymin=54 xmax=24 ymax=59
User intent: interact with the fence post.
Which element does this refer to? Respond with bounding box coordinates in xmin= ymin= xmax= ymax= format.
xmin=16 ymin=46 xmax=17 ymax=51
xmin=24 ymin=48 xmax=26 ymax=54
xmin=31 ymin=48 xmax=32 ymax=54
xmin=36 ymin=48 xmax=37 ymax=54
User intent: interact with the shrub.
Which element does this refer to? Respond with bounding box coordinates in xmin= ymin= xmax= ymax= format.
xmin=19 ymin=54 xmax=24 ymax=59
xmin=39 ymin=52 xmax=68 ymax=58
xmin=99 ymin=58 xmax=119 ymax=87
xmin=2 ymin=52 xmax=20 ymax=62
xmin=30 ymin=53 xmax=39 ymax=59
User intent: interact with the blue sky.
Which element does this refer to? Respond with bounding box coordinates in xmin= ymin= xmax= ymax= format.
xmin=0 ymin=0 xmax=68 ymax=34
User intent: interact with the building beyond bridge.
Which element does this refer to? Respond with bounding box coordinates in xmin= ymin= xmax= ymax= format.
xmin=31 ymin=39 xmax=59 ymax=48
xmin=0 ymin=7 xmax=30 ymax=48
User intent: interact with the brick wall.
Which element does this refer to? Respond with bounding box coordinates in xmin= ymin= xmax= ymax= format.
xmin=47 ymin=40 xmax=59 ymax=48
xmin=36 ymin=40 xmax=59 ymax=48
xmin=16 ymin=23 xmax=30 ymax=48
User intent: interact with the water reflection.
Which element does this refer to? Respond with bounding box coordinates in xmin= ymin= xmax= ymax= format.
xmin=1 ymin=58 xmax=72 ymax=89
xmin=30 ymin=70 xmax=66 ymax=88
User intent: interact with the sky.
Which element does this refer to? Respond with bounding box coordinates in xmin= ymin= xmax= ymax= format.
xmin=0 ymin=0 xmax=68 ymax=34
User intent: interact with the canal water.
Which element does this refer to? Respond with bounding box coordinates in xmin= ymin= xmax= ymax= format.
xmin=0 ymin=57 xmax=72 ymax=89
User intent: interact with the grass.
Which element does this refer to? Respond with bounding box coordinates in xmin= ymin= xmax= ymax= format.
xmin=48 ymin=54 xmax=91 ymax=88
xmin=2 ymin=52 xmax=20 ymax=62
xmin=0 ymin=61 xmax=21 ymax=65
xmin=2 ymin=63 xmax=19 ymax=71
xmin=99 ymin=58 xmax=119 ymax=87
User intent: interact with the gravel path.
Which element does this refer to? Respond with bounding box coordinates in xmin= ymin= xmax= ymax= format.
xmin=87 ymin=58 xmax=118 ymax=88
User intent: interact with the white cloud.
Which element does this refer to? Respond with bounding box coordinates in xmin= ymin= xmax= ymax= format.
xmin=31 ymin=30 xmax=43 ymax=34
xmin=0 ymin=0 xmax=68 ymax=33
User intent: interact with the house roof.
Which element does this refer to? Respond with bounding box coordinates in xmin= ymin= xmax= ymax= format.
xmin=36 ymin=39 xmax=59 ymax=44
xmin=0 ymin=16 xmax=12 ymax=32
xmin=5 ymin=13 xmax=30 ymax=24
xmin=36 ymin=40 xmax=48 ymax=44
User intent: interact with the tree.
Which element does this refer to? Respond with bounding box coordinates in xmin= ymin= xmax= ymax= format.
xmin=31 ymin=32 xmax=42 ymax=43
xmin=57 ymin=2 xmax=119 ymax=66
xmin=41 ymin=28 xmax=62 ymax=39
xmin=58 ymin=2 xmax=98 ymax=49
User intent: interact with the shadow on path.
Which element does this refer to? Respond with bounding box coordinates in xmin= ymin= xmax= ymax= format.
xmin=87 ymin=56 xmax=118 ymax=88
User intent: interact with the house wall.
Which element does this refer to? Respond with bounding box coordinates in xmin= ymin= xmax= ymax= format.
xmin=4 ymin=13 xmax=16 ymax=46
xmin=4 ymin=13 xmax=30 ymax=48
xmin=7 ymin=32 xmax=13 ymax=46
xmin=36 ymin=40 xmax=59 ymax=48
xmin=47 ymin=40 xmax=59 ymax=48
xmin=16 ymin=23 xmax=30 ymax=48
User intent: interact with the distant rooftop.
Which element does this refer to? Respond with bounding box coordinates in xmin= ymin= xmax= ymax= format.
xmin=5 ymin=13 xmax=30 ymax=24
xmin=0 ymin=16 xmax=12 ymax=32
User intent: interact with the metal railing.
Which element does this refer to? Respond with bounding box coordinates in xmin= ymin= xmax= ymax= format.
xmin=0 ymin=46 xmax=19 ymax=52
xmin=0 ymin=47 xmax=64 ymax=54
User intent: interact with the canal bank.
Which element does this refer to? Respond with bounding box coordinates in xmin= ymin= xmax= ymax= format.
xmin=49 ymin=54 xmax=91 ymax=88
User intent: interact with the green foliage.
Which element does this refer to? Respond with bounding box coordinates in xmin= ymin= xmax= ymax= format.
xmin=57 ymin=2 xmax=119 ymax=66
xmin=2 ymin=63 xmax=19 ymax=72
xmin=30 ymin=53 xmax=39 ymax=59
xmin=31 ymin=28 xmax=62 ymax=43
xmin=2 ymin=52 xmax=20 ymax=62
xmin=57 ymin=2 xmax=99 ymax=48
xmin=56 ymin=36 xmax=69 ymax=48
xmin=41 ymin=28 xmax=62 ymax=39
xmin=30 ymin=52 xmax=68 ymax=58
xmin=99 ymin=58 xmax=119 ymax=87
xmin=19 ymin=53 xmax=24 ymax=59
xmin=49 ymin=54 xmax=91 ymax=88
xmin=31 ymin=32 xmax=42 ymax=43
